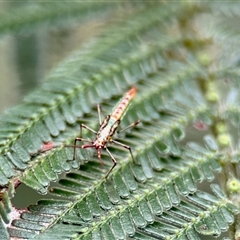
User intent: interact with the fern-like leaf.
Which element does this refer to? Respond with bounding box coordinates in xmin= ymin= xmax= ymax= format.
xmin=0 ymin=2 xmax=239 ymax=240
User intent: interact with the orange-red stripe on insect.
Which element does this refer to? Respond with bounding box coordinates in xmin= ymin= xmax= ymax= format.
xmin=111 ymin=87 xmax=136 ymax=121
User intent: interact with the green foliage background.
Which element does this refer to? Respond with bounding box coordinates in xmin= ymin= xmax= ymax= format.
xmin=0 ymin=1 xmax=239 ymax=239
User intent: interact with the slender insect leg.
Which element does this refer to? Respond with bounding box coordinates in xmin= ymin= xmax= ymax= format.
xmin=97 ymin=104 xmax=102 ymax=126
xmin=117 ymin=120 xmax=140 ymax=134
xmin=65 ymin=137 xmax=90 ymax=161
xmin=80 ymin=123 xmax=97 ymax=137
xmin=112 ymin=139 xmax=137 ymax=164
xmin=66 ymin=123 xmax=96 ymax=162
xmin=105 ymin=147 xmax=117 ymax=178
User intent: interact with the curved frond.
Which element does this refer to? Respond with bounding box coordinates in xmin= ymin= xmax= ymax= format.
xmin=0 ymin=3 xmax=192 ymax=200
xmin=0 ymin=2 xmax=239 ymax=240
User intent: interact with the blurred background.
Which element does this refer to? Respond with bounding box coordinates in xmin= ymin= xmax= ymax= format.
xmin=0 ymin=2 xmax=106 ymax=114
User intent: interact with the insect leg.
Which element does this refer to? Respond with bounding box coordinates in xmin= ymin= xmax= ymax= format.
xmin=80 ymin=123 xmax=97 ymax=137
xmin=112 ymin=139 xmax=137 ymax=164
xmin=66 ymin=123 xmax=96 ymax=161
xmin=117 ymin=120 xmax=140 ymax=134
xmin=97 ymin=104 xmax=102 ymax=126
xmin=65 ymin=137 xmax=91 ymax=161
xmin=105 ymin=147 xmax=117 ymax=178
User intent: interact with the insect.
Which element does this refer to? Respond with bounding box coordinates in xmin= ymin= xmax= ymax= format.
xmin=66 ymin=87 xmax=140 ymax=178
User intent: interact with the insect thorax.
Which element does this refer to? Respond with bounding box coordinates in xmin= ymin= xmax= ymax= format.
xmin=95 ymin=117 xmax=120 ymax=145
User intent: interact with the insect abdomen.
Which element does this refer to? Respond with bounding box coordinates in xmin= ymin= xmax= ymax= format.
xmin=111 ymin=87 xmax=136 ymax=121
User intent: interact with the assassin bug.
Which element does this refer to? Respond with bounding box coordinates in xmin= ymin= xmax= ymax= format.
xmin=66 ymin=87 xmax=140 ymax=178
